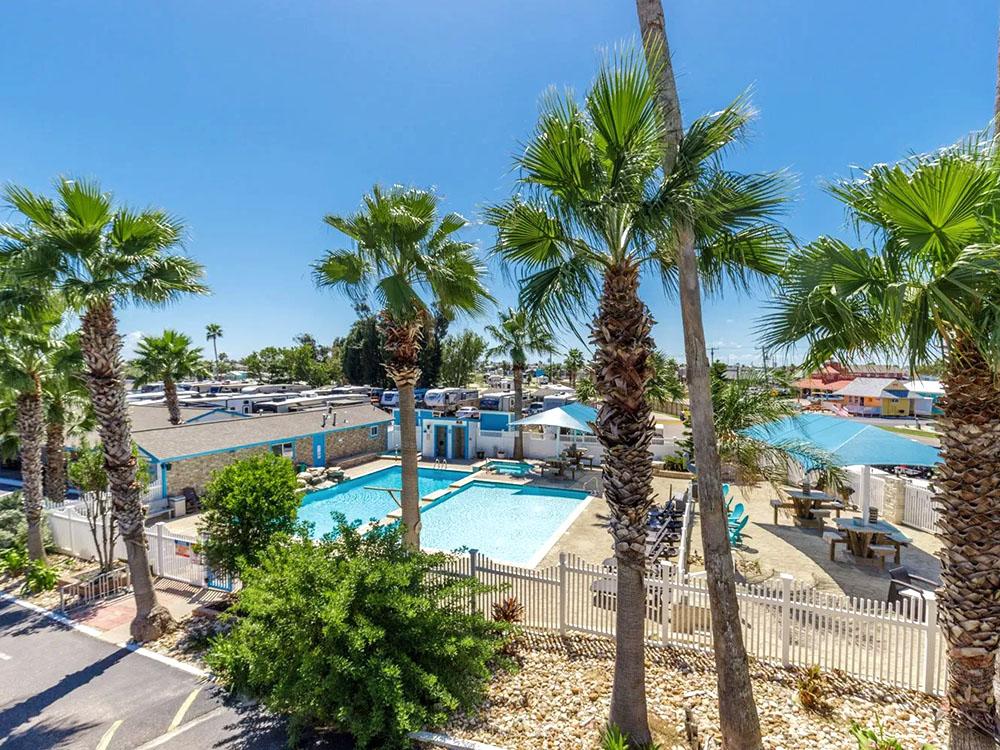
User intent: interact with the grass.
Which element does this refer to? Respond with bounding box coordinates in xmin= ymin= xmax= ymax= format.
xmin=880 ymin=425 xmax=938 ymax=440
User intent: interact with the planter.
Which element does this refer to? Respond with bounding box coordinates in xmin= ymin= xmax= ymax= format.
xmin=496 ymin=451 xmax=506 ymax=459
xmin=656 ymin=469 xmax=695 ymax=480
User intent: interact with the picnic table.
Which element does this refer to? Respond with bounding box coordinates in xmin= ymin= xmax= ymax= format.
xmin=834 ymin=516 xmax=909 ymax=561
xmin=784 ymin=488 xmax=842 ymax=520
xmin=562 ymin=447 xmax=594 ymax=469
xmin=545 ymin=457 xmax=576 ymax=480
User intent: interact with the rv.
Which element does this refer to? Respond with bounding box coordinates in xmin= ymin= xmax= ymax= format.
xmin=479 ymin=392 xmax=514 ymax=412
xmin=542 ymin=394 xmax=577 ymax=411
xmin=424 ymin=387 xmax=479 ymax=412
xmin=380 ymin=390 xmax=400 ymax=409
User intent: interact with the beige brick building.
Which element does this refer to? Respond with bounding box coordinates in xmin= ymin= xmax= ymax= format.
xmin=122 ymin=404 xmax=391 ymax=498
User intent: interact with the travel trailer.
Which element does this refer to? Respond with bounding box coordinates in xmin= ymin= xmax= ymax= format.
xmin=380 ymin=390 xmax=400 ymax=409
xmin=479 ymin=392 xmax=514 ymax=412
xmin=424 ymin=387 xmax=479 ymax=412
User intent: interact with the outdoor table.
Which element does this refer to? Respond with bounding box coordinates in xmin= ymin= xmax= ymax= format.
xmin=834 ymin=517 xmax=903 ymax=559
xmin=784 ymin=489 xmax=837 ymax=520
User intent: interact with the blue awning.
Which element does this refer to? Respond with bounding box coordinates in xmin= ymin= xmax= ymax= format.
xmin=510 ymin=402 xmax=596 ymax=433
xmin=746 ymin=413 xmax=940 ymax=468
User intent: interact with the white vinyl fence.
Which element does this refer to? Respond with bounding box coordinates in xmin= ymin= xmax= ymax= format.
xmin=45 ymin=505 xmax=233 ymax=591
xmin=901 ymin=483 xmax=939 ymax=534
xmin=437 ymin=551 xmax=946 ymax=695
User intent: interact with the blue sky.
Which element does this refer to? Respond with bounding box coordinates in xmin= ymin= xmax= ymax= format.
xmin=2 ymin=1 xmax=996 ymax=365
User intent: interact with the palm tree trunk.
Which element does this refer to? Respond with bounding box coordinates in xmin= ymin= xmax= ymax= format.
xmin=937 ymin=338 xmax=1000 ymax=748
xmin=512 ymin=364 xmax=525 ymax=460
xmin=44 ymin=418 xmax=66 ymax=505
xmin=16 ymin=390 xmax=47 ymax=563
xmin=212 ymin=338 xmax=219 ymax=379
xmin=163 ymin=377 xmax=181 ymax=425
xmin=592 ymin=257 xmax=655 ymax=744
xmin=80 ymin=299 xmax=173 ymax=642
xmin=636 ymin=3 xmax=764 ymax=747
xmin=380 ymin=311 xmax=423 ymax=549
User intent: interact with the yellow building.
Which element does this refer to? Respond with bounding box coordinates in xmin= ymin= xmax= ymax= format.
xmin=833 ymin=378 xmax=914 ymax=417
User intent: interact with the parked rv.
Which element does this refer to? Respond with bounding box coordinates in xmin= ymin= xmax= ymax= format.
xmin=380 ymin=390 xmax=400 ymax=409
xmin=424 ymin=387 xmax=479 ymax=412
xmin=479 ymin=392 xmax=514 ymax=412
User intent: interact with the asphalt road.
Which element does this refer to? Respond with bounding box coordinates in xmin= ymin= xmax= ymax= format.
xmin=0 ymin=597 xmax=290 ymax=749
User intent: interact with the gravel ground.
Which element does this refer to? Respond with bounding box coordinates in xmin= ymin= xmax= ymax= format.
xmin=438 ymin=631 xmax=947 ymax=749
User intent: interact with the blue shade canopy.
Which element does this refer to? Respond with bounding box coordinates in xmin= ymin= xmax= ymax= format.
xmin=510 ymin=402 xmax=597 ymax=433
xmin=746 ymin=413 xmax=940 ymax=468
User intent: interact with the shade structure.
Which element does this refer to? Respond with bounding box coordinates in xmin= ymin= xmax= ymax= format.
xmin=746 ymin=413 xmax=940 ymax=520
xmin=510 ymin=402 xmax=597 ymax=433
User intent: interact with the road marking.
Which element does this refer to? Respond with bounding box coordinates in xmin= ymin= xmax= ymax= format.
xmin=132 ymin=706 xmax=226 ymax=750
xmin=168 ymin=688 xmax=201 ymax=732
xmin=95 ymin=719 xmax=123 ymax=750
xmin=0 ymin=652 xmax=11 ymax=660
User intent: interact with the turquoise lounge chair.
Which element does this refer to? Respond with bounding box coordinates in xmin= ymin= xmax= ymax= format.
xmin=727 ymin=502 xmax=745 ymax=525
xmin=728 ymin=515 xmax=749 ymax=545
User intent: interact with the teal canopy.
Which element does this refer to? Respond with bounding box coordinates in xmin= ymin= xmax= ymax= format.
xmin=510 ymin=402 xmax=597 ymax=433
xmin=746 ymin=413 xmax=940 ymax=468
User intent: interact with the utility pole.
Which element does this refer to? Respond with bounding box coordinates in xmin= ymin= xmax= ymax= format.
xmin=761 ymin=346 xmax=769 ymax=380
xmin=709 ymin=346 xmax=717 ymax=363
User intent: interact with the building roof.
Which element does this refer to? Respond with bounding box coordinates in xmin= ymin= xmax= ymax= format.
xmin=794 ymin=377 xmax=854 ymax=392
xmin=905 ymin=379 xmax=945 ymax=395
xmin=89 ymin=403 xmax=390 ymax=462
xmin=833 ymin=378 xmax=908 ymax=399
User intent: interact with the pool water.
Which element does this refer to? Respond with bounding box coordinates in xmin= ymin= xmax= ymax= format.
xmin=299 ymin=466 xmax=465 ymax=537
xmin=484 ymin=460 xmax=535 ymax=477
xmin=420 ymin=481 xmax=590 ymax=566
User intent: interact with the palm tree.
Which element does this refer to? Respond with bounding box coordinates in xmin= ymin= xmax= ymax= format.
xmin=133 ymin=330 xmax=206 ymax=424
xmin=485 ymin=309 xmax=556 ymax=460
xmin=488 ymin=48 xmax=789 ymax=743
xmin=205 ymin=323 xmax=223 ymax=378
xmin=763 ymin=137 xmax=1000 ymax=749
xmin=646 ymin=351 xmax=685 ymax=409
xmin=43 ymin=330 xmax=91 ymax=505
xmin=313 ymin=185 xmax=490 ymax=549
xmin=564 ymin=348 xmax=585 ymax=386
xmin=1 ymin=179 xmax=208 ymax=642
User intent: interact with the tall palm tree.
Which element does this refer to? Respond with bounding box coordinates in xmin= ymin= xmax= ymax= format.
xmin=564 ymin=348 xmax=585 ymax=387
xmin=133 ymin=330 xmax=206 ymax=425
xmin=0 ymin=318 xmax=59 ymax=561
xmin=485 ymin=308 xmax=556 ymax=460
xmin=313 ymin=185 xmax=490 ymax=549
xmin=488 ymin=48 xmax=789 ymax=743
xmin=763 ymin=137 xmax=1000 ymax=749
xmin=43 ymin=330 xmax=91 ymax=505
xmin=635 ymin=4 xmax=772 ymax=745
xmin=1 ymin=179 xmax=208 ymax=642
xmin=205 ymin=323 xmax=223 ymax=378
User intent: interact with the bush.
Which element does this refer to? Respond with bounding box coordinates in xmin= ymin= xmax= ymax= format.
xmin=0 ymin=547 xmax=28 ymax=577
xmin=207 ymin=517 xmax=507 ymax=748
xmin=0 ymin=492 xmax=27 ymax=552
xmin=198 ymin=453 xmax=300 ymax=576
xmin=600 ymin=725 xmax=662 ymax=750
xmin=850 ymin=719 xmax=936 ymax=749
xmin=20 ymin=559 xmax=57 ymax=594
xmin=797 ymin=664 xmax=829 ymax=713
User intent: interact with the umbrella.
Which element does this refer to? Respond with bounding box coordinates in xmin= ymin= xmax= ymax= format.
xmin=746 ymin=413 xmax=940 ymax=519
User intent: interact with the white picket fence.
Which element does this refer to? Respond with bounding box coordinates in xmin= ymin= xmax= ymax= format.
xmin=843 ymin=466 xmax=887 ymax=512
xmin=438 ymin=550 xmax=946 ymax=695
xmin=902 ymin=483 xmax=939 ymax=534
xmin=44 ymin=505 xmax=232 ymax=590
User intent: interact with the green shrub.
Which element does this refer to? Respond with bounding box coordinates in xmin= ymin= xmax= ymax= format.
xmin=207 ymin=517 xmax=507 ymax=748
xmin=197 ymin=453 xmax=300 ymax=576
xmin=20 ymin=559 xmax=57 ymax=595
xmin=850 ymin=719 xmax=936 ymax=749
xmin=0 ymin=546 xmax=28 ymax=577
xmin=797 ymin=664 xmax=829 ymax=713
xmin=0 ymin=492 xmax=26 ymax=552
xmin=600 ymin=725 xmax=662 ymax=750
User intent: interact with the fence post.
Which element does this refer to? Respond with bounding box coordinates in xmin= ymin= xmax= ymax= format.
xmin=922 ymin=591 xmax=939 ymax=694
xmin=558 ymin=553 xmax=567 ymax=635
xmin=155 ymin=523 xmax=166 ymax=576
xmin=660 ymin=563 xmax=672 ymax=647
xmin=469 ymin=548 xmax=479 ymax=614
xmin=779 ymin=573 xmax=793 ymax=667
xmin=66 ymin=510 xmax=76 ymax=556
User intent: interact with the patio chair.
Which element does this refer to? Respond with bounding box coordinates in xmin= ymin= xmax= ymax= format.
xmin=887 ymin=566 xmax=939 ymax=606
xmin=727 ymin=502 xmax=745 ymax=525
xmin=728 ymin=516 xmax=749 ymax=546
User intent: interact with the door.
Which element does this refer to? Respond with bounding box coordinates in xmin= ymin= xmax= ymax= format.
xmin=452 ymin=427 xmax=466 ymax=459
xmin=434 ymin=426 xmax=448 ymax=458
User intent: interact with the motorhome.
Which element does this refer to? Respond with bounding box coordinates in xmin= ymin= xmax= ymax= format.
xmin=380 ymin=390 xmax=400 ymax=409
xmin=542 ymin=394 xmax=577 ymax=411
xmin=479 ymin=392 xmax=514 ymax=412
xmin=424 ymin=387 xmax=479 ymax=412
xmin=240 ymin=383 xmax=302 ymax=395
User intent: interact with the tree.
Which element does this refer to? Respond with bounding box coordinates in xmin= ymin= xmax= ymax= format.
xmin=575 ymin=377 xmax=598 ymax=405
xmin=197 ymin=453 xmax=299 ymax=577
xmin=646 ymin=350 xmax=685 ymax=409
xmin=564 ymin=348 xmax=586 ymax=386
xmin=132 ymin=330 xmax=206 ymax=425
xmin=489 ymin=46 xmax=788 ymax=743
xmin=314 ymin=185 xmax=491 ymax=549
xmin=2 ymin=178 xmax=208 ymax=642
xmin=244 ymin=346 xmax=288 ymax=382
xmin=341 ymin=313 xmax=389 ymax=388
xmin=418 ymin=308 xmax=450 ymax=388
xmin=440 ymin=330 xmax=487 ymax=387
xmin=762 ymin=136 xmax=1000 ymax=748
xmin=205 ymin=323 xmax=223 ymax=378
xmin=43 ymin=329 xmax=91 ymax=505
xmin=485 ymin=309 xmax=556 ymax=460
xmin=206 ymin=517 xmax=505 ymax=749
xmin=68 ymin=440 xmax=149 ymax=573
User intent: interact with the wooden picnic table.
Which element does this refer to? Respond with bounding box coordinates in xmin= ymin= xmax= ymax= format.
xmin=784 ymin=488 xmax=839 ymax=520
xmin=834 ymin=517 xmax=906 ymax=559
xmin=545 ymin=457 xmax=576 ymax=480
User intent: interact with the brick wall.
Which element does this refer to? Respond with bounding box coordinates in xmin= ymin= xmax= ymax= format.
xmin=325 ymin=424 xmax=387 ymax=467
xmin=294 ymin=437 xmax=312 ymax=466
xmin=165 ymin=445 xmax=270 ymax=496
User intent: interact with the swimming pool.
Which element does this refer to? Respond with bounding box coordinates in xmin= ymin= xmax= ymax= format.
xmin=483 ymin=460 xmax=535 ymax=477
xmin=420 ymin=481 xmax=590 ymax=566
xmin=299 ymin=466 xmax=466 ymax=537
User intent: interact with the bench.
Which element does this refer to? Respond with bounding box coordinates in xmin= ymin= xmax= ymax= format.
xmin=823 ymin=530 xmax=846 ymax=561
xmin=770 ymin=498 xmax=792 ymax=525
xmin=869 ymin=544 xmax=896 ymax=570
xmin=887 ymin=533 xmax=913 ymax=565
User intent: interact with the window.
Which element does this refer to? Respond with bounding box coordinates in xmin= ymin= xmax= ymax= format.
xmin=369 ymin=425 xmax=380 ymax=439
xmin=271 ymin=442 xmax=294 ymax=458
